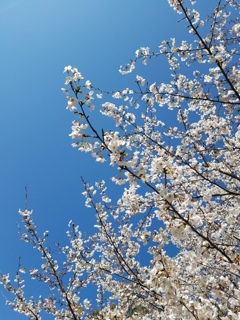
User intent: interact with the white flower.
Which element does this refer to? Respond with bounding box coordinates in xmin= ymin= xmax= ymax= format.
xmin=96 ymin=93 xmax=103 ymax=99
xmin=63 ymin=65 xmax=72 ymax=73
xmin=83 ymin=299 xmax=91 ymax=309
xmin=18 ymin=209 xmax=33 ymax=217
xmin=102 ymin=196 xmax=111 ymax=203
xmin=66 ymin=97 xmax=78 ymax=111
xmin=85 ymin=80 xmax=91 ymax=89
xmin=165 ymin=193 xmax=174 ymax=203
xmin=61 ymin=88 xmax=68 ymax=94
xmin=29 ymin=268 xmax=38 ymax=275
xmin=136 ymin=75 xmax=145 ymax=86
xmin=112 ymin=91 xmax=122 ymax=99
xmin=231 ymin=23 xmax=240 ymax=36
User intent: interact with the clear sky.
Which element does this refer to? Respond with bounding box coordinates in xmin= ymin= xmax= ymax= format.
xmin=0 ymin=0 xmax=216 ymax=318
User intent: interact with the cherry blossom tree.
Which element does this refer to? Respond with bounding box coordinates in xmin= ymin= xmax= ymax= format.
xmin=1 ymin=0 xmax=240 ymax=319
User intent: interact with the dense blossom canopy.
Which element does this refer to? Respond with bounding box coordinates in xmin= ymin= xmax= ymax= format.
xmin=1 ymin=0 xmax=239 ymax=319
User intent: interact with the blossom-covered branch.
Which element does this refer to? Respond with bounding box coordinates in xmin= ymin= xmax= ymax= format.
xmin=1 ymin=0 xmax=239 ymax=319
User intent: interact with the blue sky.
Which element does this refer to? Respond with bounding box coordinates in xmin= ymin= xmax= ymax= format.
xmin=0 ymin=0 xmax=217 ymax=318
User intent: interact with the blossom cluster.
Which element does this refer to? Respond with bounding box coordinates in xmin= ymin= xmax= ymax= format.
xmin=1 ymin=1 xmax=240 ymax=319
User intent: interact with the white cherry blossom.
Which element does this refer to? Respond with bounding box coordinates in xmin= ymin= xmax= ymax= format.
xmin=1 ymin=1 xmax=240 ymax=319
